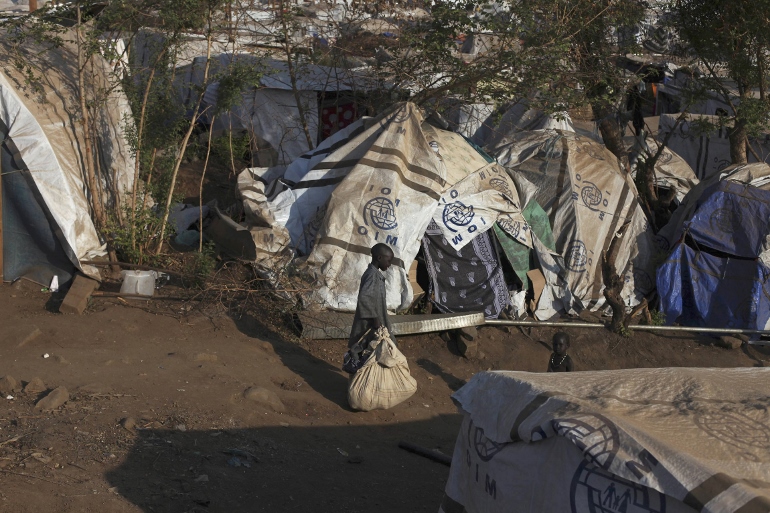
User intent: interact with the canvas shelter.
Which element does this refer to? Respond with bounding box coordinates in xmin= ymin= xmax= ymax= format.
xmin=656 ymin=163 xmax=770 ymax=252
xmin=441 ymin=367 xmax=770 ymax=513
xmin=0 ymin=30 xmax=135 ymax=286
xmin=656 ymin=163 xmax=770 ymax=330
xmin=630 ymin=137 xmax=699 ymax=204
xmin=658 ymin=114 xmax=770 ymax=180
xmin=488 ymin=129 xmax=657 ymax=315
xmin=236 ymin=102 xmax=530 ymax=314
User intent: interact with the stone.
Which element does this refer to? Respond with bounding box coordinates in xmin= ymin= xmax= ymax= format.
xmin=457 ymin=326 xmax=477 ymax=342
xmin=52 ymin=355 xmax=70 ymax=365
xmin=716 ymin=336 xmax=743 ymax=350
xmin=36 ymin=386 xmax=70 ymax=411
xmin=0 ymin=375 xmax=18 ymax=396
xmin=59 ymin=274 xmax=99 ymax=315
xmin=455 ymin=334 xmax=478 ymax=358
xmin=23 ymin=377 xmax=47 ymax=395
xmin=121 ymin=417 xmax=137 ymax=432
xmin=194 ymin=353 xmax=218 ymax=363
xmin=243 ymin=386 xmax=285 ymax=413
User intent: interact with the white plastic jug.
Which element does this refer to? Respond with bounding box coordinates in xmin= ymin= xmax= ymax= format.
xmin=120 ymin=270 xmax=157 ymax=297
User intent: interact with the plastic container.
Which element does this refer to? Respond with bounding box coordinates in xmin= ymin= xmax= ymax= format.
xmin=120 ymin=270 xmax=158 ymax=297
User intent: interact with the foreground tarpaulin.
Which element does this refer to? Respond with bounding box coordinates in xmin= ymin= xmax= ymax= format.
xmin=441 ymin=368 xmax=770 ymax=513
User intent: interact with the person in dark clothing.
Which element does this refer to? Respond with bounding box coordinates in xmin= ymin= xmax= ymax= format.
xmin=547 ymin=331 xmax=574 ymax=372
xmin=347 ymin=244 xmax=396 ymax=356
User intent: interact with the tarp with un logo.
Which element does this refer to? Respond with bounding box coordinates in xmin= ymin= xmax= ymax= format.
xmin=489 ymin=130 xmax=657 ymax=311
xmin=304 ymin=103 xmax=447 ymax=311
xmin=442 ymin=368 xmax=770 ymax=513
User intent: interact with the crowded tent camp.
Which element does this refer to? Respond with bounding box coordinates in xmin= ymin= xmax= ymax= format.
xmin=1 ymin=0 xmax=770 ymax=512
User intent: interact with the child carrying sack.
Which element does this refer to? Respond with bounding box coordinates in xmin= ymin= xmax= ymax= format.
xmin=347 ymin=327 xmax=417 ymax=411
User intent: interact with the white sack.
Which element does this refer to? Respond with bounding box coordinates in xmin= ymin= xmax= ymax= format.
xmin=347 ymin=328 xmax=417 ymax=411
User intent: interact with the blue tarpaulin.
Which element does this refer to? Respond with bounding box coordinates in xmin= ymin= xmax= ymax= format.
xmin=657 ymin=180 xmax=770 ymax=329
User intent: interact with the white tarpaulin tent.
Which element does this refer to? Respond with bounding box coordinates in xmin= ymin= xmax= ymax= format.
xmin=631 ymin=137 xmax=700 ymax=203
xmin=442 ymin=368 xmax=770 ymax=513
xmin=237 ymin=102 xmax=529 ymax=312
xmin=0 ymin=30 xmax=135 ymax=285
xmin=658 ymin=114 xmax=770 ymax=181
xmin=489 ymin=130 xmax=657 ymax=313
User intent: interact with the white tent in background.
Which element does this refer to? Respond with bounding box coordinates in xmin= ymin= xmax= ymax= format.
xmin=0 ymin=30 xmax=135 ymax=285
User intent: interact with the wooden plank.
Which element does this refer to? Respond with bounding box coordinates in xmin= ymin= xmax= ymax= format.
xmin=59 ymin=274 xmax=99 ymax=315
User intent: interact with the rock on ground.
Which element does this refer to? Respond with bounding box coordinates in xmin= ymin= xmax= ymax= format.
xmin=243 ymin=386 xmax=285 ymax=412
xmin=717 ymin=336 xmax=743 ymax=350
xmin=0 ymin=375 xmax=18 ymax=396
xmin=23 ymin=377 xmax=47 ymax=395
xmin=35 ymin=386 xmax=69 ymax=411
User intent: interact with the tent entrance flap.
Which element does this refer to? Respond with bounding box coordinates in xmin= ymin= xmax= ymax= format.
xmin=1 ymin=138 xmax=76 ymax=286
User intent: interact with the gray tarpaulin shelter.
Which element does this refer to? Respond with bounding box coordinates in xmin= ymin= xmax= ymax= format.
xmin=442 ymin=368 xmax=770 ymax=513
xmin=236 ymin=102 xmax=530 ymax=313
xmin=488 ymin=129 xmax=657 ymax=315
xmin=0 ymin=30 xmax=135 ymax=285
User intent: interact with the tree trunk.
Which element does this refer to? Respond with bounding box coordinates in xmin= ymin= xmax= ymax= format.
xmin=76 ymin=7 xmax=106 ymax=232
xmin=155 ymin=18 xmax=215 ymax=255
xmin=730 ymin=117 xmax=749 ymax=165
xmin=592 ymin=104 xmax=629 ymax=172
xmin=199 ymin=117 xmax=215 ymax=252
xmin=601 ymin=223 xmax=629 ymax=335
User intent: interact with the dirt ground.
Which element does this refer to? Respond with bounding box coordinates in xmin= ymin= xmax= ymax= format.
xmin=0 ymin=279 xmax=768 ymax=513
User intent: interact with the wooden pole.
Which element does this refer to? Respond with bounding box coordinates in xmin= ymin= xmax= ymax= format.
xmin=29 ymin=0 xmax=37 ymax=12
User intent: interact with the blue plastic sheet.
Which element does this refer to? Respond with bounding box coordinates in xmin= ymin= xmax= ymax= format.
xmin=685 ymin=181 xmax=770 ymax=258
xmin=658 ymin=243 xmax=770 ymax=330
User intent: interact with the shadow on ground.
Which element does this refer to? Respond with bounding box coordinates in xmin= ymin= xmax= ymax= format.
xmin=105 ymin=416 xmax=459 ymax=512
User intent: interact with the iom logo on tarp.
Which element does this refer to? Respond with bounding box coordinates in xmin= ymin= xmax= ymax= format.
xmin=571 ymin=461 xmax=666 ymax=513
xmin=566 ymin=240 xmax=588 ymax=272
xmin=359 ymin=187 xmax=400 ymax=247
xmin=489 ymin=177 xmax=513 ymax=198
xmin=364 ymin=197 xmax=398 ymax=230
xmin=443 ymin=202 xmax=475 ymax=232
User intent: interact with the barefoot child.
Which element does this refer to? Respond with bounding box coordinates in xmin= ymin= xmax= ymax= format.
xmin=547 ymin=332 xmax=574 ymax=372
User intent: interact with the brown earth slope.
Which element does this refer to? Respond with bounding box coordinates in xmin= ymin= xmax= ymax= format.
xmin=0 ymin=279 xmax=766 ymax=512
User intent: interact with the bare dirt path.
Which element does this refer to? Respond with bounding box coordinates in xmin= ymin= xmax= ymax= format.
xmin=0 ymin=280 xmax=766 ymax=512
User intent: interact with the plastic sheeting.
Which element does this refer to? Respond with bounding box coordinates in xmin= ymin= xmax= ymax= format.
xmin=442 ymin=367 xmax=770 ymax=513
xmin=0 ymin=31 xmax=135 ymax=283
xmin=658 ymin=114 xmax=770 ymax=181
xmin=490 ymin=130 xmax=657 ymax=312
xmin=431 ymin=163 xmax=529 ymax=251
xmin=656 ymin=163 xmax=770 ymax=252
xmin=304 ymin=103 xmax=445 ymax=311
xmin=657 ymin=180 xmax=770 ymax=330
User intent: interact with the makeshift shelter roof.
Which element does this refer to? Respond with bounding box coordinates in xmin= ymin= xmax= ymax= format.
xmin=443 ymin=367 xmax=770 ymax=513
xmin=237 ymin=102 xmax=529 ymax=313
xmin=631 ymin=137 xmax=699 ymax=203
xmin=657 ymin=162 xmax=770 ymax=252
xmin=658 ymin=179 xmax=770 ymax=330
xmin=0 ymin=29 xmax=135 ymax=285
xmin=657 ymin=114 xmax=770 ymax=181
xmin=489 ymin=129 xmax=656 ymax=314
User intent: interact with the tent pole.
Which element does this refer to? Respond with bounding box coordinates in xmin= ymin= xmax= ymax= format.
xmin=485 ymin=319 xmax=770 ymax=342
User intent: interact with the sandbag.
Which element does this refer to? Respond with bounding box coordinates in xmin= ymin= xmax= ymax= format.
xmin=347 ymin=328 xmax=417 ymax=411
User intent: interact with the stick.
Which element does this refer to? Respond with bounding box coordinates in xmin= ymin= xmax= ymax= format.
xmin=80 ymin=260 xmax=184 ymax=276
xmin=91 ymin=292 xmax=199 ymax=301
xmin=398 ymin=441 xmax=452 ymax=466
